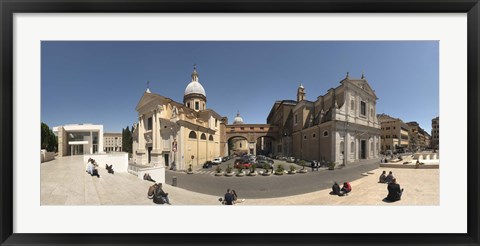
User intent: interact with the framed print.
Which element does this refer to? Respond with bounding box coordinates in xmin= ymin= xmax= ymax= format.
xmin=1 ymin=0 xmax=479 ymax=245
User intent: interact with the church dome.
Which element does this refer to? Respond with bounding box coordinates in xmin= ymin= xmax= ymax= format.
xmin=184 ymin=66 xmax=206 ymax=97
xmin=233 ymin=111 xmax=244 ymax=124
xmin=184 ymin=81 xmax=206 ymax=97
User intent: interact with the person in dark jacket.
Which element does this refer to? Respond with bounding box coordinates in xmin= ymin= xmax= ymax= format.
xmin=153 ymin=183 xmax=170 ymax=205
xmin=224 ymin=188 xmax=234 ymax=205
xmin=331 ymin=182 xmax=344 ymax=196
xmin=143 ymin=173 xmax=156 ymax=183
xmin=385 ymin=171 xmax=394 ymax=184
xmin=385 ymin=178 xmax=404 ymax=202
xmin=105 ymin=164 xmax=114 ymax=174
xmin=379 ymin=171 xmax=387 ymax=183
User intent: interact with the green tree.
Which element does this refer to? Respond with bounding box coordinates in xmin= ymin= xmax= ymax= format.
xmin=122 ymin=126 xmax=133 ymax=153
xmin=41 ymin=122 xmax=57 ymax=152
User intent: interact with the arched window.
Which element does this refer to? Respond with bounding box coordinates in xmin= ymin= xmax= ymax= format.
xmin=200 ymin=133 xmax=207 ymax=140
xmin=312 ymin=133 xmax=316 ymax=139
xmin=240 ymin=142 xmax=242 ymax=148
xmin=303 ymin=135 xmax=307 ymax=140
xmin=351 ymin=142 xmax=355 ymax=153
xmin=188 ymin=131 xmax=197 ymax=139
xmin=323 ymin=131 xmax=329 ymax=137
xmin=209 ymin=135 xmax=214 ymax=141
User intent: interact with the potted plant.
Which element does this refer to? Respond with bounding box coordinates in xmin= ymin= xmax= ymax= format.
xmin=248 ymin=164 xmax=257 ymax=176
xmin=187 ymin=164 xmax=194 ymax=174
xmin=275 ymin=164 xmax=284 ymax=175
xmin=298 ymin=160 xmax=307 ymax=173
xmin=327 ymin=161 xmax=336 ymax=170
xmin=215 ymin=166 xmax=223 ymax=176
xmin=288 ymin=165 xmax=296 ymax=174
xmin=236 ymin=166 xmax=245 ymax=177
xmin=224 ymin=164 xmax=234 ymax=177
xmin=262 ymin=163 xmax=271 ymax=176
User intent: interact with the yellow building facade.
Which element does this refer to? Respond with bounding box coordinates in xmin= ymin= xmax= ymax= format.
xmin=132 ymin=67 xmax=227 ymax=170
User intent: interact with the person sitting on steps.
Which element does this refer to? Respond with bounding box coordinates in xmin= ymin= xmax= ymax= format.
xmin=384 ymin=171 xmax=394 ymax=184
xmin=385 ymin=178 xmax=404 ymax=202
xmin=223 ymin=188 xmax=234 ymax=205
xmin=105 ymin=164 xmax=114 ymax=174
xmin=153 ymin=183 xmax=171 ymax=205
xmin=379 ymin=170 xmax=387 ymax=183
xmin=341 ymin=182 xmax=352 ymax=195
xmin=147 ymin=183 xmax=158 ymax=199
xmin=331 ymin=182 xmax=345 ymax=196
xmin=143 ymin=173 xmax=156 ymax=183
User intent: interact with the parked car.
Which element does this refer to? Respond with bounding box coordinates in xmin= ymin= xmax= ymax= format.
xmin=202 ymin=161 xmax=213 ymax=169
xmin=212 ymin=158 xmax=222 ymax=165
xmin=257 ymin=159 xmax=274 ymax=169
xmin=234 ymin=160 xmax=253 ymax=169
xmin=287 ymin=157 xmax=295 ymax=163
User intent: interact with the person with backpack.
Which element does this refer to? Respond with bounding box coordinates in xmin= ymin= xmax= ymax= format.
xmin=153 ymin=183 xmax=171 ymax=205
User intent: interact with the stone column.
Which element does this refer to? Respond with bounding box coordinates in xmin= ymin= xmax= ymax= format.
xmin=98 ymin=128 xmax=104 ymax=154
xmin=138 ymin=115 xmax=145 ymax=150
xmin=90 ymin=131 xmax=93 ymax=154
xmin=345 ymin=131 xmax=349 ymax=164
xmin=137 ymin=115 xmax=147 ymax=165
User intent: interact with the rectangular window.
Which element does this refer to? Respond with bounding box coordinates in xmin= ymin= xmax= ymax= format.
xmin=147 ymin=117 xmax=153 ymax=130
xmin=360 ymin=101 xmax=366 ymax=116
xmin=195 ymin=102 xmax=199 ymax=110
xmin=215 ymin=119 xmax=218 ymax=127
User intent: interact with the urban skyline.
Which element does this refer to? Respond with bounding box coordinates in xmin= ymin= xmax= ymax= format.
xmin=41 ymin=41 xmax=439 ymax=133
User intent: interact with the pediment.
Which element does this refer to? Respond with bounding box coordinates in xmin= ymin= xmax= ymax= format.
xmin=348 ymin=79 xmax=377 ymax=99
xmin=135 ymin=92 xmax=164 ymax=112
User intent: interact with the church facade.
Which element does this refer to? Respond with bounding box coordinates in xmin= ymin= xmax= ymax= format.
xmin=132 ymin=67 xmax=227 ymax=170
xmin=267 ymin=73 xmax=381 ymax=165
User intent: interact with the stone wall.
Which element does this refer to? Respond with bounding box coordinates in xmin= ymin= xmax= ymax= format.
xmin=40 ymin=149 xmax=55 ymax=163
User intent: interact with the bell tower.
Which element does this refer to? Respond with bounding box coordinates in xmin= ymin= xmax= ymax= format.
xmin=297 ymin=83 xmax=305 ymax=102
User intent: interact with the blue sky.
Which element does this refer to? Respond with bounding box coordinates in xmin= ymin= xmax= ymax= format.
xmin=41 ymin=41 xmax=438 ymax=133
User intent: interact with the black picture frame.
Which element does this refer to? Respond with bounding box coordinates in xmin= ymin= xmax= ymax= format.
xmin=1 ymin=0 xmax=479 ymax=245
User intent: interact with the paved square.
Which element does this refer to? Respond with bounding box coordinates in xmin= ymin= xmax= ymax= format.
xmin=41 ymin=156 xmax=439 ymax=205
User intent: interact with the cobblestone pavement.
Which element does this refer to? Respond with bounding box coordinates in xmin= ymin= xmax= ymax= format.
xmin=41 ymin=156 xmax=439 ymax=205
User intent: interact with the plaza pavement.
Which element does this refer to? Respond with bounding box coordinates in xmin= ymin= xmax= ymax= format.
xmin=41 ymin=156 xmax=439 ymax=206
